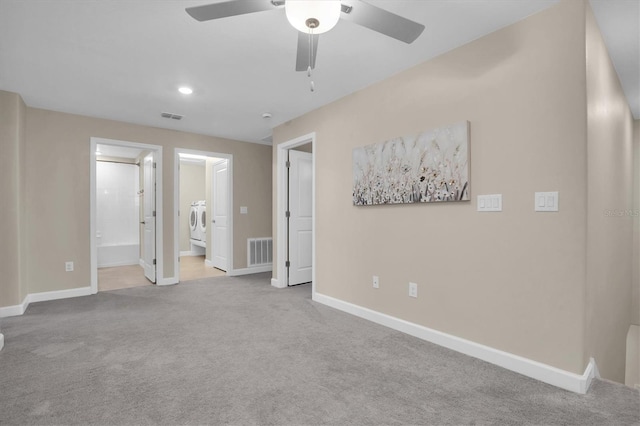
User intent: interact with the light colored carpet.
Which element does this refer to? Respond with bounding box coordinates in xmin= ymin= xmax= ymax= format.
xmin=0 ymin=273 xmax=638 ymax=425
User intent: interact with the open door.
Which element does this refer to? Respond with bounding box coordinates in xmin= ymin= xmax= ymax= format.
xmin=287 ymin=150 xmax=312 ymax=286
xmin=142 ymin=153 xmax=156 ymax=282
xmin=212 ymin=160 xmax=228 ymax=271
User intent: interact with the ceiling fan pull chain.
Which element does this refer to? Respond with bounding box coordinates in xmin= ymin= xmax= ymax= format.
xmin=308 ymin=27 xmax=315 ymax=92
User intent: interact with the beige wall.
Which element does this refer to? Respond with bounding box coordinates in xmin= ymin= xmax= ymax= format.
xmin=179 ymin=162 xmax=205 ymax=252
xmin=11 ymin=106 xmax=271 ymax=300
xmin=634 ymin=119 xmax=640 ymax=326
xmin=0 ymin=91 xmax=26 ymax=307
xmin=584 ymin=4 xmax=636 ymax=383
xmin=274 ymin=0 xmax=590 ymax=374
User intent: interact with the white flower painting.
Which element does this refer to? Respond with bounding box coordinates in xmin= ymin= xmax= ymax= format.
xmin=353 ymin=121 xmax=470 ymax=206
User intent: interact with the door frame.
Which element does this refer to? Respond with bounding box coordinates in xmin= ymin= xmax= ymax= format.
xmin=272 ymin=132 xmax=316 ymax=293
xmin=90 ymin=137 xmax=164 ymax=294
xmin=173 ymin=148 xmax=233 ymax=281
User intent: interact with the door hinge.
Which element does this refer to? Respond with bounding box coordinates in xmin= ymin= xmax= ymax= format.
xmin=285 ymin=260 xmax=290 ymax=268
xmin=153 ymin=162 xmax=157 ymax=169
xmin=285 ymin=210 xmax=290 ymax=218
xmin=153 ymin=211 xmax=156 ymax=217
xmin=153 ymin=259 xmax=156 ymax=265
xmin=285 ymin=161 xmax=291 ymax=168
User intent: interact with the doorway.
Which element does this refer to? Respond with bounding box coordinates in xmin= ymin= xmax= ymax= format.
xmin=174 ymin=149 xmax=233 ymax=282
xmin=90 ymin=138 xmax=164 ymax=293
xmin=274 ymin=133 xmax=315 ymax=290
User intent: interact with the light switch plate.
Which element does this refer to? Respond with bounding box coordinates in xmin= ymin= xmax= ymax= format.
xmin=409 ymin=282 xmax=418 ymax=298
xmin=535 ymin=192 xmax=559 ymax=212
xmin=477 ymin=194 xmax=502 ymax=212
xmin=240 ymin=206 xmax=248 ymax=214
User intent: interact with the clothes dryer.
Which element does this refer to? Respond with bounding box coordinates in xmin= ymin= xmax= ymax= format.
xmin=189 ymin=201 xmax=202 ymax=241
xmin=197 ymin=200 xmax=207 ymax=243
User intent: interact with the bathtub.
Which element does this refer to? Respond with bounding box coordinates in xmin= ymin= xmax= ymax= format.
xmin=97 ymin=244 xmax=140 ymax=268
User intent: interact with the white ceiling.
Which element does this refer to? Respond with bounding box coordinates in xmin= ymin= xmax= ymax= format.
xmin=0 ymin=0 xmax=637 ymax=145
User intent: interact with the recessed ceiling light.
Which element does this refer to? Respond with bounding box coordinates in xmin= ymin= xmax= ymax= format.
xmin=262 ymin=112 xmax=272 ymax=119
xmin=178 ymin=87 xmax=193 ymax=95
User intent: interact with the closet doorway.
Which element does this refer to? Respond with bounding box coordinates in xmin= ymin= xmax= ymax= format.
xmin=175 ymin=149 xmax=232 ymax=282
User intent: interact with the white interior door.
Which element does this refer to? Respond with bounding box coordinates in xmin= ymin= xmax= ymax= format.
xmin=212 ymin=160 xmax=228 ymax=271
xmin=288 ymin=150 xmax=312 ymax=286
xmin=142 ymin=153 xmax=156 ymax=282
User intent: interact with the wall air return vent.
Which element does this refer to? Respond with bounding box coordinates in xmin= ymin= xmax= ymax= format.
xmin=161 ymin=112 xmax=184 ymax=120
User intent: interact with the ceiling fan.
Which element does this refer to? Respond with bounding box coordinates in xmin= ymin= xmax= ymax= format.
xmin=186 ymin=0 xmax=425 ymax=72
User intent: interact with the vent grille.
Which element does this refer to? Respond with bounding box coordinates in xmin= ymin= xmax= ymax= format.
xmin=248 ymin=238 xmax=273 ymax=267
xmin=161 ymin=112 xmax=184 ymax=120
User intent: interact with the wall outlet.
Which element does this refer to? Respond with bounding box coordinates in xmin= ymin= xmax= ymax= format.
xmin=409 ymin=282 xmax=418 ymax=298
xmin=65 ymin=261 xmax=74 ymax=272
xmin=373 ymin=275 xmax=379 ymax=289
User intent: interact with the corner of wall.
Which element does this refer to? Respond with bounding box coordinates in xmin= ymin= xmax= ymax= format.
xmin=584 ymin=2 xmax=636 ymax=382
xmin=633 ymin=119 xmax=640 ymax=326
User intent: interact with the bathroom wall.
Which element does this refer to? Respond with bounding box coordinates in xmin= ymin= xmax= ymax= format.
xmin=179 ymin=161 xmax=206 ymax=253
xmin=96 ymin=161 xmax=140 ymax=267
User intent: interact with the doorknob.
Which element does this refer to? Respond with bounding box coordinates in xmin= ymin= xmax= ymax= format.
xmin=140 ymin=221 xmax=146 ymax=225
xmin=212 ymin=220 xmax=216 ymax=223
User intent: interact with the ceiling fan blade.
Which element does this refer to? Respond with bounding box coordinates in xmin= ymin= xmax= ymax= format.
xmin=295 ymin=31 xmax=319 ymax=72
xmin=340 ymin=1 xmax=425 ymax=44
xmin=186 ymin=0 xmax=279 ymax=22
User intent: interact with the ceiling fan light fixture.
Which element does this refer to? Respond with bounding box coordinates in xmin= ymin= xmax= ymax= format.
xmin=285 ymin=0 xmax=341 ymax=34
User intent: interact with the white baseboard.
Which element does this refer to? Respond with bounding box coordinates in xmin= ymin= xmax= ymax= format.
xmin=0 ymin=333 xmax=4 ymax=351
xmin=157 ymin=277 xmax=179 ymax=286
xmin=313 ymin=292 xmax=598 ymax=394
xmin=271 ymin=278 xmax=285 ymax=289
xmin=204 ymin=259 xmax=214 ymax=268
xmin=0 ymin=286 xmax=92 ymax=318
xmin=28 ymin=287 xmax=92 ymax=304
xmin=0 ymin=297 xmax=29 ymax=317
xmin=228 ymin=265 xmax=272 ymax=276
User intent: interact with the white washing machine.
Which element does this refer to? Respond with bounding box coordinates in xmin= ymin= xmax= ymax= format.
xmin=189 ymin=201 xmax=202 ymax=241
xmin=197 ymin=200 xmax=207 ymax=243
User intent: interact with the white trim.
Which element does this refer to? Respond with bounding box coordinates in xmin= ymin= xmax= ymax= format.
xmin=29 ymin=287 xmax=93 ymax=303
xmin=91 ymin=137 xmax=164 ymax=291
xmin=228 ymin=265 xmax=272 ymax=276
xmin=313 ymin=292 xmax=598 ymax=394
xmin=157 ymin=277 xmax=178 ymax=286
xmin=0 ymin=298 xmax=28 ymax=317
xmin=0 ymin=333 xmax=4 ymax=351
xmin=274 ymin=133 xmax=316 ymax=291
xmin=0 ymin=287 xmax=92 ymax=318
xmin=271 ymin=278 xmax=285 ymax=289
xmin=204 ymin=259 xmax=215 ymax=268
xmin=174 ymin=148 xmax=233 ymax=284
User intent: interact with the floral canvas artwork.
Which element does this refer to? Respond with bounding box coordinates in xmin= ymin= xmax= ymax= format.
xmin=353 ymin=121 xmax=470 ymax=205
